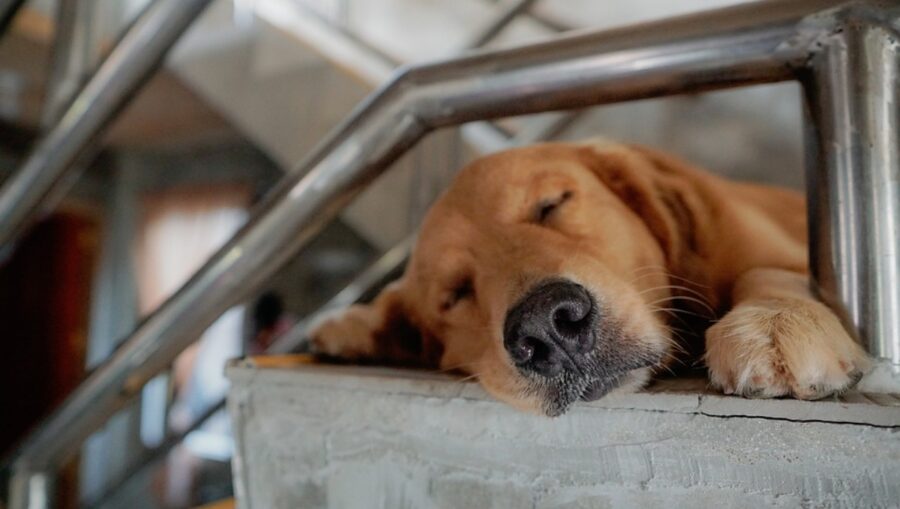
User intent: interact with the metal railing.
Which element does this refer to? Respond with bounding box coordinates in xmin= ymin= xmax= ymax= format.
xmin=83 ymin=236 xmax=411 ymax=507
xmin=0 ymin=0 xmax=215 ymax=249
xmin=265 ymin=0 xmax=577 ymax=155
xmin=1 ymin=1 xmax=898 ymax=507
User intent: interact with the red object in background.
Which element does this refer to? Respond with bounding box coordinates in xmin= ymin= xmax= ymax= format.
xmin=0 ymin=210 xmax=99 ymax=459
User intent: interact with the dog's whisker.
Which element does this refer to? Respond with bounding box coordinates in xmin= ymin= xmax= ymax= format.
xmin=629 ymin=264 xmax=669 ymax=276
xmin=666 ymin=295 xmax=718 ymax=318
xmin=439 ymin=361 xmax=480 ymax=374
xmin=629 ymin=269 xmax=711 ymax=289
xmin=655 ymin=360 xmax=678 ymax=377
xmin=651 ymin=306 xmax=694 ymax=330
xmin=647 ymin=295 xmax=717 ymax=319
xmin=638 ymin=284 xmax=712 ymax=304
xmin=653 ymin=305 xmax=715 ymax=322
xmin=453 ymin=373 xmax=480 ymax=384
xmin=657 ymin=326 xmax=690 ymax=357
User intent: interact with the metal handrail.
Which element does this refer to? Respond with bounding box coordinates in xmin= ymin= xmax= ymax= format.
xmin=269 ymin=0 xmax=570 ymax=154
xmin=41 ymin=0 xmax=95 ymax=129
xmin=0 ymin=0 xmax=214 ymax=250
xmin=86 ymin=3 xmax=557 ymax=498
xmin=84 ymin=2 xmax=564 ymax=498
xmin=83 ymin=237 xmax=412 ymax=508
xmin=4 ymin=1 xmax=899 ymax=507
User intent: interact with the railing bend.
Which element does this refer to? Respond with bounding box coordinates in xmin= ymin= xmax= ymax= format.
xmin=2 ymin=1 xmax=898 ymax=507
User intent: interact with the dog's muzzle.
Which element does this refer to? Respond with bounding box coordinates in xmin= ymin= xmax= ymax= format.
xmin=503 ymin=279 xmax=597 ymax=378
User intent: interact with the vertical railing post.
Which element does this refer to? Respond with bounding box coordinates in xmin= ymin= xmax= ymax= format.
xmin=8 ymin=469 xmax=51 ymax=509
xmin=803 ymin=5 xmax=900 ymax=371
xmin=2 ymin=0 xmax=213 ymax=507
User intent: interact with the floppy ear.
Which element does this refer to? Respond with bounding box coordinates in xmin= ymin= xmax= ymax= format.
xmin=577 ymin=142 xmax=708 ymax=277
xmin=310 ymin=281 xmax=443 ymax=368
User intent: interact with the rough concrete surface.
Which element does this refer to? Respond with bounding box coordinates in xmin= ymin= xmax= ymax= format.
xmin=226 ymin=362 xmax=900 ymax=509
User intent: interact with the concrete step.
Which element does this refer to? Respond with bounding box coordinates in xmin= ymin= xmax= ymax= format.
xmin=226 ymin=357 xmax=900 ymax=509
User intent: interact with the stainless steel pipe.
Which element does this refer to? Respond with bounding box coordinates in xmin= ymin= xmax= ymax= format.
xmin=4 ymin=0 xmax=895 ymax=507
xmin=41 ymin=0 xmax=96 ymax=128
xmin=7 ymin=89 xmax=425 ymax=507
xmin=85 ymin=238 xmax=412 ymax=507
xmin=0 ymin=0 xmax=214 ymax=249
xmin=803 ymin=4 xmax=900 ymax=371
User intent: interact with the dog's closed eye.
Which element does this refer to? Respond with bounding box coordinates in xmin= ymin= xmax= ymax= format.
xmin=441 ymin=277 xmax=474 ymax=311
xmin=534 ymin=190 xmax=574 ymax=223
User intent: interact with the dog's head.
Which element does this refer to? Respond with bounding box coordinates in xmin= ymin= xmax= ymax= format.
xmin=313 ymin=141 xmax=708 ymax=416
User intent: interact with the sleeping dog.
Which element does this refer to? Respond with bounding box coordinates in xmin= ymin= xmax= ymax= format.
xmin=311 ymin=140 xmax=870 ymax=417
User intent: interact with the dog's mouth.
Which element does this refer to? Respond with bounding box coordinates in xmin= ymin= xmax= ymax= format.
xmin=536 ymin=349 xmax=661 ymax=417
xmin=502 ymin=277 xmax=668 ymax=416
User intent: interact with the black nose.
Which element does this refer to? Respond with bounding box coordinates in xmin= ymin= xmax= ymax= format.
xmin=503 ymin=280 xmax=597 ymax=377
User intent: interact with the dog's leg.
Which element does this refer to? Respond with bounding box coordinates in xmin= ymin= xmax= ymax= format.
xmin=310 ymin=304 xmax=383 ymax=359
xmin=309 ymin=283 xmax=443 ymax=367
xmin=705 ymin=268 xmax=870 ymax=399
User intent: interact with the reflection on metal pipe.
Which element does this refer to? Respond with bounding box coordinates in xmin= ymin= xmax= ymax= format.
xmin=41 ymin=0 xmax=96 ymax=128
xmin=0 ymin=0 xmax=214 ymax=250
xmin=802 ymin=4 xmax=900 ymax=371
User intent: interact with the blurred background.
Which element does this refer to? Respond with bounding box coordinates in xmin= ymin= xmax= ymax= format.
xmin=0 ymin=0 xmax=804 ymax=507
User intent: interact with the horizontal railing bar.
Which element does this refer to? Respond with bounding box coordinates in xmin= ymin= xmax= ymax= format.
xmin=0 ymin=0 xmax=215 ymax=250
xmin=4 ymin=0 xmax=847 ymax=498
xmin=259 ymin=0 xmax=523 ymax=152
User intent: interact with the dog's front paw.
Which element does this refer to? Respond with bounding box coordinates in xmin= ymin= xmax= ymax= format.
xmin=308 ymin=306 xmax=378 ymax=359
xmin=705 ymin=298 xmax=870 ymax=400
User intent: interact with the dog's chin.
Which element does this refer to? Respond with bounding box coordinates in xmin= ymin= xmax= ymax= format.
xmin=581 ymin=367 xmax=652 ymax=401
xmin=540 ymin=367 xmax=655 ymax=417
xmin=536 ymin=374 xmax=614 ymax=417
xmin=579 ymin=377 xmax=621 ymax=402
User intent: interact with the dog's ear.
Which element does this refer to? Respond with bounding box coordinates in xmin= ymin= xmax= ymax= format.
xmin=577 ymin=143 xmax=706 ymax=275
xmin=310 ymin=281 xmax=443 ymax=368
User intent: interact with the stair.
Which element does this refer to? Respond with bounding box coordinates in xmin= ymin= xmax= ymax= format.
xmin=226 ymin=357 xmax=900 ymax=509
xmin=160 ymin=0 xmax=808 ymax=250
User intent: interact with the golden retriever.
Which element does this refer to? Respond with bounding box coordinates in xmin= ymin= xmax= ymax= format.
xmin=311 ymin=140 xmax=870 ymax=416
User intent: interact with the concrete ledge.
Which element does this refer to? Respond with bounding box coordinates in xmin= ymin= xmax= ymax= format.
xmin=226 ymin=357 xmax=900 ymax=509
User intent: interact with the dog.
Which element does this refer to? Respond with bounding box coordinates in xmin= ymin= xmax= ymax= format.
xmin=311 ymin=140 xmax=870 ymax=417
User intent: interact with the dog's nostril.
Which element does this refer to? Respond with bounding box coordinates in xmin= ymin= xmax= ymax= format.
xmin=509 ymin=337 xmax=536 ymax=364
xmin=510 ymin=336 xmax=559 ymax=374
xmin=552 ymin=301 xmax=592 ymax=339
xmin=552 ymin=303 xmax=590 ymax=337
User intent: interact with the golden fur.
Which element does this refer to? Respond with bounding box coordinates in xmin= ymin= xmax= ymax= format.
xmin=312 ymin=140 xmax=869 ymax=416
